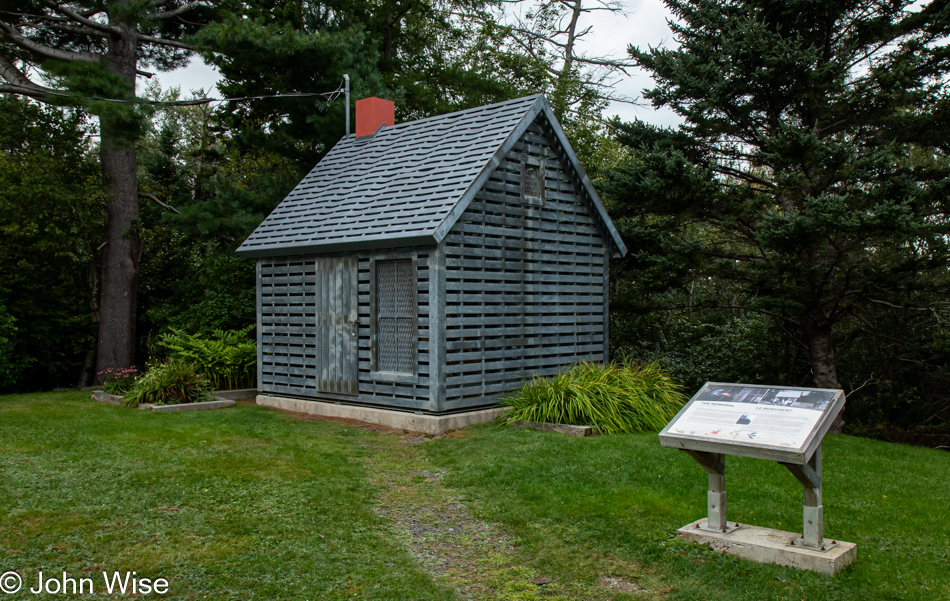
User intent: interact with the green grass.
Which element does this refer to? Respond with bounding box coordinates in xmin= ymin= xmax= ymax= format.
xmin=2 ymin=391 xmax=949 ymax=600
xmin=425 ymin=425 xmax=950 ymax=600
xmin=0 ymin=392 xmax=454 ymax=600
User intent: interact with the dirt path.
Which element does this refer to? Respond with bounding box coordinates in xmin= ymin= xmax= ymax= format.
xmin=358 ymin=431 xmax=654 ymax=600
xmin=262 ymin=403 xmax=657 ymax=600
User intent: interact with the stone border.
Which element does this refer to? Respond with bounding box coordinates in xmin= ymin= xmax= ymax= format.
xmin=151 ymin=399 xmax=235 ymax=412
xmin=257 ymin=394 xmax=500 ymax=435
xmin=509 ymin=420 xmax=600 ymax=437
xmin=92 ymin=391 xmax=123 ymax=405
xmin=91 ymin=391 xmax=235 ymax=412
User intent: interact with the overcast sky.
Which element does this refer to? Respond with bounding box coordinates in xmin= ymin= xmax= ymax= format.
xmin=154 ymin=0 xmax=682 ymax=128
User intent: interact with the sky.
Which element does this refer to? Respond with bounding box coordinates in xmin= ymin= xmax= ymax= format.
xmin=154 ymin=0 xmax=683 ymax=128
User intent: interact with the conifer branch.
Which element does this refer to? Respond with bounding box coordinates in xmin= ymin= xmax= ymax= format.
xmin=146 ymin=1 xmax=208 ymax=20
xmin=41 ymin=1 xmax=120 ymax=35
xmin=139 ymin=192 xmax=181 ymax=214
xmin=138 ymin=34 xmax=195 ymax=50
xmin=0 ymin=20 xmax=99 ymax=62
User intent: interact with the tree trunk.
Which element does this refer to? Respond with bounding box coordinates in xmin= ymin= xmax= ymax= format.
xmin=95 ymin=20 xmax=141 ymax=376
xmin=77 ymin=258 xmax=99 ymax=387
xmin=800 ymin=303 xmax=845 ymax=431
xmin=551 ymin=0 xmax=583 ymax=119
xmin=96 ymin=128 xmax=140 ymax=374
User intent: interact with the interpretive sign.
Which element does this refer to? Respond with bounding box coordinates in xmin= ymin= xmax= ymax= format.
xmin=659 ymin=382 xmax=855 ymax=569
xmin=659 ymin=383 xmax=845 ymax=464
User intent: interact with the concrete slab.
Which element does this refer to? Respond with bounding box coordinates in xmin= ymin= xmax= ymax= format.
xmin=677 ymin=519 xmax=856 ymax=576
xmin=256 ymin=394 xmax=500 ymax=435
xmin=510 ymin=420 xmax=599 ymax=437
xmin=150 ymin=399 xmax=236 ymax=412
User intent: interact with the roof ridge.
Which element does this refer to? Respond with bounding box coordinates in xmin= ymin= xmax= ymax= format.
xmin=338 ymin=93 xmax=544 ymax=144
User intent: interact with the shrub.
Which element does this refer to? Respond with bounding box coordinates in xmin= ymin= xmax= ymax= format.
xmin=158 ymin=326 xmax=255 ymax=390
xmin=123 ymin=358 xmax=213 ymax=408
xmin=98 ymin=366 xmax=138 ymax=395
xmin=498 ymin=360 xmax=687 ymax=434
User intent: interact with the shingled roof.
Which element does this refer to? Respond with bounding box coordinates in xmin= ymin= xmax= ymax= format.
xmin=236 ymin=94 xmax=627 ymax=258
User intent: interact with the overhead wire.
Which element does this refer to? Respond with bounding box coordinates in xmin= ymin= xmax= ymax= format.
xmin=3 ymin=79 xmax=348 ymax=107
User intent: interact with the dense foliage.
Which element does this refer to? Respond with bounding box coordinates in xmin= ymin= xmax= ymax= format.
xmin=158 ymin=327 xmax=257 ymax=391
xmin=606 ymin=0 xmax=950 ymax=431
xmin=0 ymin=97 xmax=101 ymax=390
xmin=1 ymin=0 xmax=948 ymax=441
xmin=498 ymin=361 xmax=687 ymax=434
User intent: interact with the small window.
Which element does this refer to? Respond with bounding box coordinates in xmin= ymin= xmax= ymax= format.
xmin=522 ymin=159 xmax=545 ymax=201
xmin=375 ymin=259 xmax=416 ymax=374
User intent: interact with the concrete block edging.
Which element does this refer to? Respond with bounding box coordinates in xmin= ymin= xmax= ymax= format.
xmin=92 ymin=390 xmax=236 ymax=412
xmin=509 ymin=420 xmax=600 ymax=437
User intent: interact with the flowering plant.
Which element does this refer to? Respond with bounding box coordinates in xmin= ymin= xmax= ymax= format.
xmin=98 ymin=366 xmax=138 ymax=395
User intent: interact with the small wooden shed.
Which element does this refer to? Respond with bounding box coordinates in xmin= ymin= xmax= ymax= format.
xmin=236 ymin=94 xmax=627 ymax=414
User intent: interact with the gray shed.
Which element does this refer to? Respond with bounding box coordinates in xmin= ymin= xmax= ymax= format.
xmin=236 ymin=94 xmax=627 ymax=414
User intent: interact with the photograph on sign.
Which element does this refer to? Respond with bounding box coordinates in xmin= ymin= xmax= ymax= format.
xmin=660 ymin=383 xmax=843 ymax=457
xmin=696 ymin=385 xmax=835 ymax=411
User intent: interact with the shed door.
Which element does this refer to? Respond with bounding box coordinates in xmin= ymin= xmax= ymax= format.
xmin=315 ymin=256 xmax=358 ymax=395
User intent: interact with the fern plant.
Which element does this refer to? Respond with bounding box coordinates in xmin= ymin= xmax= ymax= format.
xmin=498 ymin=360 xmax=687 ymax=434
xmin=158 ymin=326 xmax=256 ymax=390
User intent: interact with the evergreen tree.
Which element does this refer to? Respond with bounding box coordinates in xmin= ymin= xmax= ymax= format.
xmin=0 ymin=96 xmax=102 ymax=389
xmin=0 ymin=0 xmax=217 ymax=376
xmin=607 ymin=0 xmax=950 ymax=427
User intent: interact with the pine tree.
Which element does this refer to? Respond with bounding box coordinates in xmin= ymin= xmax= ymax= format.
xmin=0 ymin=1 xmax=216 ymax=375
xmin=607 ymin=0 xmax=950 ymax=427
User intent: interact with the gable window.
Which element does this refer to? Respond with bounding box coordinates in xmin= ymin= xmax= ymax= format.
xmin=522 ymin=155 xmax=545 ymax=202
xmin=374 ymin=259 xmax=416 ymax=374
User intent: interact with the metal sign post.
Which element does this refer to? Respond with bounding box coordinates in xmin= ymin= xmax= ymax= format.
xmin=682 ymin=449 xmax=738 ymax=533
xmin=782 ymin=445 xmax=825 ymax=549
xmin=659 ymin=382 xmax=856 ymax=574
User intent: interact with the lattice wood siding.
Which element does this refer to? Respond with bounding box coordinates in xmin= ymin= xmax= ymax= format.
xmin=258 ymin=252 xmax=431 ymax=410
xmin=358 ymin=253 xmax=432 ymax=410
xmin=441 ymin=120 xmax=609 ymax=411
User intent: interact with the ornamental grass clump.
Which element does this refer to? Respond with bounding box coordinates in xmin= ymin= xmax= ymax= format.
xmin=123 ymin=358 xmax=213 ymax=408
xmin=498 ymin=360 xmax=687 ymax=434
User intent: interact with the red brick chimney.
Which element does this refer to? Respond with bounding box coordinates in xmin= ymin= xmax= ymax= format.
xmin=355 ymin=97 xmax=395 ymax=138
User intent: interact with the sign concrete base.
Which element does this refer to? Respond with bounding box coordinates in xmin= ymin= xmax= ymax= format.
xmin=677 ymin=519 xmax=856 ymax=576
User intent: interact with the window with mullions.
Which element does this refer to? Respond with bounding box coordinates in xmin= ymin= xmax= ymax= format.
xmin=375 ymin=259 xmax=416 ymax=374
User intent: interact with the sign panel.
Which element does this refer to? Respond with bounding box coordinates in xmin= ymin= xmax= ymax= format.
xmin=659 ymin=383 xmax=845 ymax=464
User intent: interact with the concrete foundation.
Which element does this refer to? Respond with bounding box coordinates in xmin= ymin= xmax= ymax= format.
xmin=677 ymin=519 xmax=856 ymax=576
xmin=257 ymin=394 xmax=500 ymax=435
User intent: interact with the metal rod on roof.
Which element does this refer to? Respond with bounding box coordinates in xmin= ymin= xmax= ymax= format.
xmin=344 ymin=74 xmax=350 ymax=138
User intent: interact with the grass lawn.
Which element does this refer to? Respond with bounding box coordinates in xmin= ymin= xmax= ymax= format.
xmin=2 ymin=391 xmax=949 ymax=600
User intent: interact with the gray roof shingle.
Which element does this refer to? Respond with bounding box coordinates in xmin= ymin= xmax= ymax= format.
xmin=237 ymin=94 xmax=626 ymax=258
